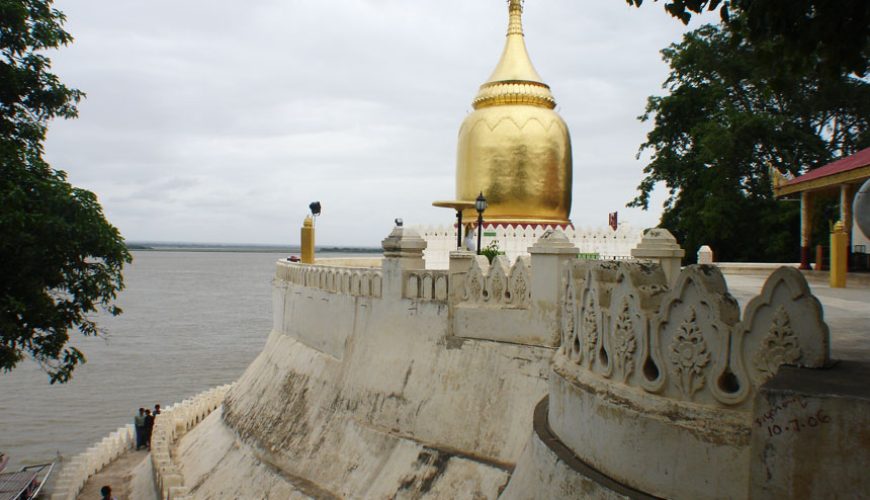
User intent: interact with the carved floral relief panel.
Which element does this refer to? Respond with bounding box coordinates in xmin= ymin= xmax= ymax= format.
xmin=554 ymin=261 xmax=830 ymax=412
xmin=485 ymin=255 xmax=510 ymax=304
xmin=507 ymin=256 xmax=532 ymax=308
xmin=733 ymin=267 xmax=830 ymax=391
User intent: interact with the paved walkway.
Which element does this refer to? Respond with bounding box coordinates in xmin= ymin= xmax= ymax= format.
xmin=722 ymin=271 xmax=870 ymax=361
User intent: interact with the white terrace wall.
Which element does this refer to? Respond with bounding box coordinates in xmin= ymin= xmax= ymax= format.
xmin=503 ymin=261 xmax=869 ymax=499
xmin=162 ymin=226 xmax=865 ymax=498
xmin=171 ymin=228 xmax=585 ymax=498
xmin=149 ymin=385 xmax=230 ymax=500
xmin=274 ymin=228 xmax=578 ymax=350
xmin=416 ymin=223 xmax=642 ymax=269
xmin=450 ymin=230 xmax=577 ymax=346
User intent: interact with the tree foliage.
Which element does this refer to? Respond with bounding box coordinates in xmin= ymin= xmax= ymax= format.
xmin=1 ymin=0 xmax=131 ymax=383
xmin=623 ymin=0 xmax=870 ymax=77
xmin=629 ymin=20 xmax=870 ymax=263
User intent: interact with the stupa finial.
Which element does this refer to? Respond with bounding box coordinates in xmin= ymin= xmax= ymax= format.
xmin=472 ymin=0 xmax=552 ymax=109
xmin=507 ymin=0 xmax=524 ymax=36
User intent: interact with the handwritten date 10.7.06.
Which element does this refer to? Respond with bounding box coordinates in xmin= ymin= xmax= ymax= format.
xmin=767 ymin=409 xmax=831 ymax=437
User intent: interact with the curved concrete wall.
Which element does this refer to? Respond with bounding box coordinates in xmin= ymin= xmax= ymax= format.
xmin=175 ymin=259 xmax=555 ymax=497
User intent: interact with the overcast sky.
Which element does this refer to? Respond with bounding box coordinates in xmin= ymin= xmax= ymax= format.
xmin=44 ymin=0 xmax=718 ymax=247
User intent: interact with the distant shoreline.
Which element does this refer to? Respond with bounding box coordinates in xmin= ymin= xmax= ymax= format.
xmin=126 ymin=242 xmax=382 ymax=254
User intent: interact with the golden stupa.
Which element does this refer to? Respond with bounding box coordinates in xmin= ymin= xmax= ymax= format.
xmin=456 ymin=0 xmax=572 ymax=225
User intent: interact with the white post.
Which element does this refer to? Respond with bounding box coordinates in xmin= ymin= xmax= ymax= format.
xmin=528 ymin=229 xmax=578 ymax=309
xmin=631 ymin=228 xmax=686 ymax=286
xmin=697 ymin=245 xmax=714 ymax=264
xmin=381 ymin=225 xmax=427 ymax=297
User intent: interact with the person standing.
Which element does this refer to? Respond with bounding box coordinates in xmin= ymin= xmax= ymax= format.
xmin=143 ymin=409 xmax=155 ymax=450
xmin=464 ymin=224 xmax=475 ymax=251
xmin=134 ymin=408 xmax=146 ymax=450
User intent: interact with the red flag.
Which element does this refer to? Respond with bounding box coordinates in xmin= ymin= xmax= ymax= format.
xmin=608 ymin=212 xmax=618 ymax=231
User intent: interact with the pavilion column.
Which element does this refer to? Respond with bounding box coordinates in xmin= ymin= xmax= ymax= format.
xmin=840 ymin=184 xmax=855 ymax=240
xmin=800 ymin=191 xmax=813 ymax=270
xmin=841 ymin=184 xmax=854 ymax=268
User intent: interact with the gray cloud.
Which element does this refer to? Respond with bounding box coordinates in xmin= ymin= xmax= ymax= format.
xmin=44 ymin=0 xmax=717 ymax=246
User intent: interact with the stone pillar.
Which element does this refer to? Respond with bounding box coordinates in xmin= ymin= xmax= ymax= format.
xmin=840 ymin=184 xmax=853 ymax=239
xmin=300 ymin=216 xmax=315 ymax=264
xmin=631 ymin=228 xmax=685 ymax=286
xmin=381 ymin=225 xmax=427 ymax=297
xmin=800 ymin=191 xmax=813 ymax=270
xmin=830 ymin=221 xmax=847 ymax=288
xmin=841 ymin=184 xmax=854 ymax=265
xmin=697 ymin=245 xmax=714 ymax=264
xmin=528 ymin=230 xmax=578 ymax=307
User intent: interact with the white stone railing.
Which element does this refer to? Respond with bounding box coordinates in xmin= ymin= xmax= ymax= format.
xmin=149 ymin=384 xmax=231 ymax=499
xmin=48 ymin=384 xmax=230 ymax=500
xmin=49 ymin=426 xmax=136 ymax=500
xmin=558 ymin=262 xmax=829 ymax=407
xmin=277 ymin=261 xmax=383 ymax=298
xmin=403 ymin=270 xmax=449 ymax=301
xmin=415 ymin=223 xmax=643 ymax=269
xmin=550 ymin=261 xmax=830 ymax=498
xmin=460 ymin=255 xmax=532 ymax=309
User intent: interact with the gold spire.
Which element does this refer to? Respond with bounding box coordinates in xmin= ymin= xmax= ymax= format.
xmin=454 ymin=0 xmax=572 ymax=226
xmin=472 ymin=0 xmax=555 ymax=110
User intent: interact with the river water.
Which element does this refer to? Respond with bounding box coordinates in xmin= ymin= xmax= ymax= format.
xmin=0 ymin=250 xmax=350 ymax=470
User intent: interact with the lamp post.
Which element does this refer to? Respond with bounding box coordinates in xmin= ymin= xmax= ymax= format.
xmin=475 ymin=192 xmax=487 ymax=255
xmin=455 ymin=210 xmax=463 ymax=248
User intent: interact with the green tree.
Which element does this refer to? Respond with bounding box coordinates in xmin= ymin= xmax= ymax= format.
xmin=1 ymin=0 xmax=132 ymax=383
xmin=622 ymin=0 xmax=870 ymax=77
xmin=629 ymin=20 xmax=870 ymax=263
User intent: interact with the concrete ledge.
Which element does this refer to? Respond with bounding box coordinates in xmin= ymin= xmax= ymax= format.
xmin=715 ymin=262 xmax=800 ymax=273
xmin=502 ymin=396 xmax=657 ymax=499
xmin=313 ymin=257 xmax=383 ymax=268
xmin=548 ymin=364 xmax=749 ymax=498
xmin=716 ymin=262 xmax=870 ymax=286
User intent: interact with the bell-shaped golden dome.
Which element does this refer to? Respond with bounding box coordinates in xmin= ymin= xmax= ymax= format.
xmin=456 ymin=0 xmax=572 ymax=225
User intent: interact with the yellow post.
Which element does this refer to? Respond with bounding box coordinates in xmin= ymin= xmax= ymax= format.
xmin=301 ymin=216 xmax=315 ymax=264
xmin=829 ymin=221 xmax=847 ymax=288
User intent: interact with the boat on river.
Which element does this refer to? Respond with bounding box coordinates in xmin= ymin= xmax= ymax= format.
xmin=0 ymin=461 xmax=55 ymax=500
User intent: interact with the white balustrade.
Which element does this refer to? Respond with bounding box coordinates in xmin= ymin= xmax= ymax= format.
xmin=276 ymin=261 xmax=383 ymax=298
xmin=49 ymin=385 xmax=231 ymax=500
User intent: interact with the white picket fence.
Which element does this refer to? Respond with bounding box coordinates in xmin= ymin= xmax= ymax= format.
xmin=416 ymin=223 xmax=643 ymax=269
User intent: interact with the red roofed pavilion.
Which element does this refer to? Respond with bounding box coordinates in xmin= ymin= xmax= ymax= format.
xmin=772 ymin=147 xmax=870 ymax=269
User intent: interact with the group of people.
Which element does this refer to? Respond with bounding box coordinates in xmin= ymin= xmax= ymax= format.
xmin=133 ymin=404 xmax=161 ymax=450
